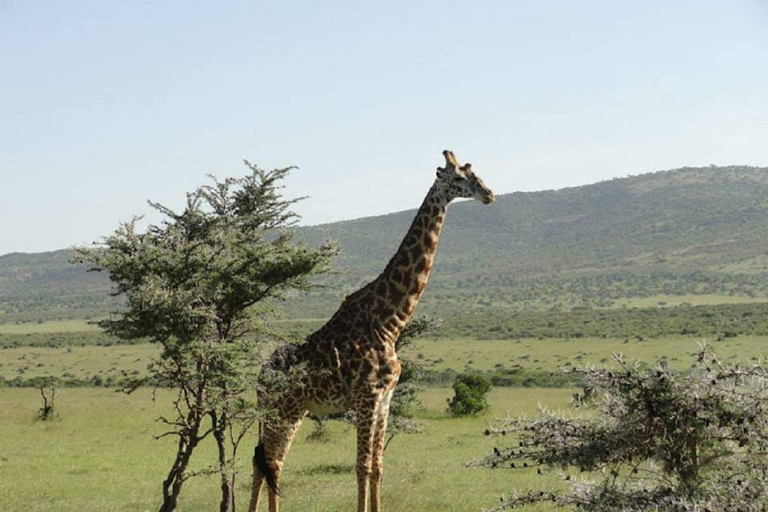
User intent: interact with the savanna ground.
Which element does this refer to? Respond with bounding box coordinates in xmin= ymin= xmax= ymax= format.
xmin=0 ymin=386 xmax=572 ymax=512
xmin=1 ymin=317 xmax=767 ymax=512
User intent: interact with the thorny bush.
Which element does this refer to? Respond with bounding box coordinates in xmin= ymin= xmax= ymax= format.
xmin=475 ymin=348 xmax=768 ymax=512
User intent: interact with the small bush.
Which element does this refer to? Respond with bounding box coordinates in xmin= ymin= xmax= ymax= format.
xmin=447 ymin=374 xmax=491 ymax=417
xmin=37 ymin=382 xmax=58 ymax=421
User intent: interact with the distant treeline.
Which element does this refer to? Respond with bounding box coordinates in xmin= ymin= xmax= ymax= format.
xmin=430 ymin=302 xmax=768 ymax=340
xmin=1 ymin=366 xmax=584 ymax=390
xmin=1 ymin=374 xmax=132 ymax=389
xmin=4 ymin=302 xmax=768 ymax=349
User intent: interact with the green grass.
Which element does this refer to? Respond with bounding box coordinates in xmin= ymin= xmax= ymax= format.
xmin=0 ymin=319 xmax=99 ymax=334
xmin=408 ymin=336 xmax=768 ymax=374
xmin=0 ymin=344 xmax=158 ymax=382
xmin=0 ymin=386 xmax=571 ymax=512
xmin=614 ymin=293 xmax=768 ymax=308
xmin=2 ymin=333 xmax=767 ymax=510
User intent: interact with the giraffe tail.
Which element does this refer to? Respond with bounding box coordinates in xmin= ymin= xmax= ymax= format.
xmin=254 ymin=442 xmax=280 ymax=496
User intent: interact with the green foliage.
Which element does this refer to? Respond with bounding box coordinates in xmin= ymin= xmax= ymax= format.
xmin=76 ymin=168 xmax=336 ymax=345
xmin=479 ymin=350 xmax=768 ymax=511
xmin=447 ymin=373 xmax=491 ymax=417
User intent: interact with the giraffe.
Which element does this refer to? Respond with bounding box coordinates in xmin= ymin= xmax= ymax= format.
xmin=248 ymin=150 xmax=496 ymax=512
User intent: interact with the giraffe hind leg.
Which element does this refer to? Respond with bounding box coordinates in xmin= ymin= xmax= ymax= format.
xmin=254 ymin=442 xmax=280 ymax=495
xmin=248 ymin=443 xmax=275 ymax=512
xmin=249 ymin=410 xmax=305 ymax=512
xmin=249 ymin=452 xmax=266 ymax=512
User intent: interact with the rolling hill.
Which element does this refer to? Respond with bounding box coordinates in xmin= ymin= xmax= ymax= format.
xmin=3 ymin=165 xmax=768 ymax=327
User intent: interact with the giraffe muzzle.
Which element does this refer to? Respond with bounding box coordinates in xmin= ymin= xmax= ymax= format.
xmin=482 ymin=192 xmax=496 ymax=204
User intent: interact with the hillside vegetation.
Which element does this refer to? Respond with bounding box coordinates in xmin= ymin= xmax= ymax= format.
xmin=3 ymin=165 xmax=768 ymax=329
xmin=0 ymin=251 xmax=121 ymax=323
xmin=292 ymin=165 xmax=768 ymax=318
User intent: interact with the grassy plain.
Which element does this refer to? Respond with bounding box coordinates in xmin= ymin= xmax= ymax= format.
xmin=409 ymin=336 xmax=768 ymax=374
xmin=0 ymin=344 xmax=158 ymax=383
xmin=0 ymin=386 xmax=571 ymax=512
xmin=2 ymin=317 xmax=768 ymax=511
xmin=0 ymin=319 xmax=98 ymax=334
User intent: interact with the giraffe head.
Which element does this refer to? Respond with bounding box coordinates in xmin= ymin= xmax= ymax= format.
xmin=435 ymin=150 xmax=496 ymax=204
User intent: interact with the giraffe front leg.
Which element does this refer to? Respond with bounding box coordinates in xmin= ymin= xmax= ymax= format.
xmin=369 ymin=389 xmax=393 ymax=512
xmin=356 ymin=423 xmax=374 ymax=512
xmin=355 ymin=396 xmax=381 ymax=512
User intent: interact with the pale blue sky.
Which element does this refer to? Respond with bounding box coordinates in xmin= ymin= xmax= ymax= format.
xmin=2 ymin=1 xmax=767 ymax=255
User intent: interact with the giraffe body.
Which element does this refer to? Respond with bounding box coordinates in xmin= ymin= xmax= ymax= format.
xmin=249 ymin=150 xmax=495 ymax=512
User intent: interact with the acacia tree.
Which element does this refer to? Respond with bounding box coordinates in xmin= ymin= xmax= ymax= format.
xmin=74 ymin=162 xmax=338 ymax=512
xmin=476 ymin=349 xmax=768 ymax=511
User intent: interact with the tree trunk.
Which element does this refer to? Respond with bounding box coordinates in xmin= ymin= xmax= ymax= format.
xmin=158 ymin=427 xmax=203 ymax=512
xmin=219 ymin=479 xmax=235 ymax=512
xmin=158 ymin=388 xmax=207 ymax=512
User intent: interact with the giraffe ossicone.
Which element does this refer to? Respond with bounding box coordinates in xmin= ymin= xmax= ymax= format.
xmin=248 ymin=150 xmax=495 ymax=512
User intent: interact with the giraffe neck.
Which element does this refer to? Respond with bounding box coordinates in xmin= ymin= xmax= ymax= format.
xmin=367 ymin=181 xmax=450 ymax=341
